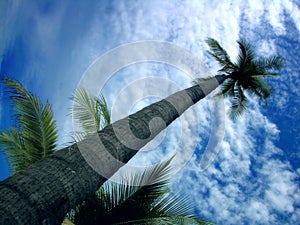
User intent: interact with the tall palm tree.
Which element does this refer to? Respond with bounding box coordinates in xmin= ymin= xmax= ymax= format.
xmin=0 ymin=82 xmax=208 ymax=224
xmin=70 ymin=89 xmax=210 ymax=225
xmin=0 ymin=77 xmax=58 ymax=173
xmin=0 ymin=38 xmax=284 ymax=225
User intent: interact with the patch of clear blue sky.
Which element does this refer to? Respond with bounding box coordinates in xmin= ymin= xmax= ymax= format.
xmin=0 ymin=35 xmax=29 ymax=180
xmin=240 ymin=9 xmax=300 ymax=172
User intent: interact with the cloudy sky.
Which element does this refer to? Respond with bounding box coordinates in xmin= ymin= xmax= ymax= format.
xmin=0 ymin=0 xmax=299 ymax=224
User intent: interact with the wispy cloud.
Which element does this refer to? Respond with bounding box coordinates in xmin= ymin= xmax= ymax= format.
xmin=172 ymin=104 xmax=299 ymax=224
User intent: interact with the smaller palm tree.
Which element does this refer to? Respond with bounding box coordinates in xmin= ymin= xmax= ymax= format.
xmin=195 ymin=38 xmax=285 ymax=120
xmin=69 ymin=156 xmax=211 ymax=225
xmin=0 ymin=77 xmax=57 ymax=173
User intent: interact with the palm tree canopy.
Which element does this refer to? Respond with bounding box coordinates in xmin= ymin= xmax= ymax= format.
xmin=0 ymin=77 xmax=58 ymax=173
xmin=205 ymin=38 xmax=285 ymax=120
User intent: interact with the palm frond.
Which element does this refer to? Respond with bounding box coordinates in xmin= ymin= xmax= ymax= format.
xmin=204 ymin=37 xmax=284 ymax=121
xmin=236 ymin=39 xmax=255 ymax=69
xmin=256 ymin=55 xmax=285 ymax=73
xmin=2 ymin=77 xmax=57 ymax=162
xmin=113 ymin=216 xmax=213 ymax=225
xmin=93 ymin=180 xmax=169 ymax=224
xmin=0 ymin=129 xmax=26 ymax=173
xmin=229 ymin=83 xmax=248 ymax=120
xmin=72 ymin=156 xmax=174 ymax=224
xmin=0 ymin=129 xmax=39 ymax=173
xmin=72 ymin=88 xmax=111 ymax=141
xmin=72 ymin=88 xmax=100 ymax=134
xmin=99 ymin=155 xmax=175 ymax=211
xmin=97 ymin=93 xmax=111 ymax=128
xmin=215 ymin=78 xmax=236 ymax=98
xmin=151 ymin=192 xmax=194 ymax=217
xmin=245 ymin=77 xmax=272 ymax=103
xmin=71 ymin=155 xmax=210 ymax=225
xmin=72 ymin=131 xmax=91 ymax=142
xmin=206 ymin=38 xmax=235 ymax=73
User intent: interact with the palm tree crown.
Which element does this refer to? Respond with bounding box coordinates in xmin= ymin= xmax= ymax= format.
xmin=203 ymin=38 xmax=285 ymax=119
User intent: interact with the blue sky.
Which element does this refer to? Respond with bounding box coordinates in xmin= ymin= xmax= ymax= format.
xmin=0 ymin=0 xmax=299 ymax=224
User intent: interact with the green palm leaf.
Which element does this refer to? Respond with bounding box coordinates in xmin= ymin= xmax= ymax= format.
xmin=256 ymin=55 xmax=285 ymax=73
xmin=0 ymin=77 xmax=57 ymax=172
xmin=97 ymin=93 xmax=111 ymax=127
xmin=205 ymin=38 xmax=236 ymax=73
xmin=215 ymin=78 xmax=235 ymax=98
xmin=236 ymin=39 xmax=255 ymax=69
xmin=245 ymin=77 xmax=272 ymax=102
xmin=228 ymin=82 xmax=248 ymax=120
xmin=0 ymin=129 xmax=33 ymax=173
xmin=113 ymin=216 xmax=213 ymax=225
xmin=72 ymin=88 xmax=101 ymax=133
xmin=71 ymin=156 xmax=210 ymax=225
xmin=72 ymin=88 xmax=111 ymax=140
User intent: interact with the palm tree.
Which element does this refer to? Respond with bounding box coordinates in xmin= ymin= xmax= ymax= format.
xmin=0 ymin=77 xmax=58 ymax=173
xmin=0 ymin=82 xmax=208 ymax=224
xmin=69 ymin=156 xmax=211 ymax=225
xmin=201 ymin=38 xmax=284 ymax=119
xmin=0 ymin=38 xmax=284 ymax=225
xmin=70 ymin=89 xmax=211 ymax=224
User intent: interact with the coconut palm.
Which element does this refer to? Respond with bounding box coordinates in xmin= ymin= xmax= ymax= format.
xmin=201 ymin=38 xmax=285 ymax=119
xmin=0 ymin=38 xmax=284 ymax=225
xmin=70 ymin=90 xmax=211 ymax=225
xmin=0 ymin=77 xmax=58 ymax=173
xmin=0 ymin=82 xmax=208 ymax=224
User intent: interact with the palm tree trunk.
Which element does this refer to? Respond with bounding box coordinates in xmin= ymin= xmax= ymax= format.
xmin=0 ymin=75 xmax=227 ymax=225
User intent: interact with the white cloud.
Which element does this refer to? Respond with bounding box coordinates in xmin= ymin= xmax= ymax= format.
xmin=266 ymin=1 xmax=287 ymax=35
xmin=262 ymin=159 xmax=299 ymax=213
xmin=246 ymin=200 xmax=271 ymax=223
xmin=287 ymin=2 xmax=300 ymax=32
xmin=170 ymin=98 xmax=299 ymax=224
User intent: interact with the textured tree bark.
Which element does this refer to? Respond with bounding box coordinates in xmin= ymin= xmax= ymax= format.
xmin=0 ymin=75 xmax=227 ymax=225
